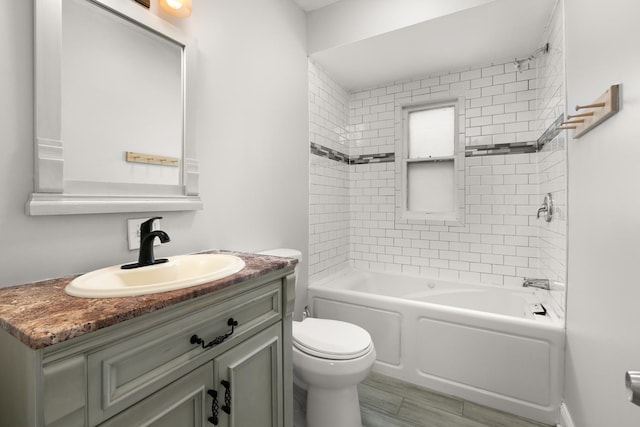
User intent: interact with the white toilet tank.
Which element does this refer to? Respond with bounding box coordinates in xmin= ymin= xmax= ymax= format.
xmin=257 ymin=248 xmax=304 ymax=319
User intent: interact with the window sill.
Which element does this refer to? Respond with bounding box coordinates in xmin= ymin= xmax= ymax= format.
xmin=400 ymin=210 xmax=465 ymax=227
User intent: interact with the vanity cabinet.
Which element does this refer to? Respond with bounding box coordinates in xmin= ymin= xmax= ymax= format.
xmin=0 ymin=268 xmax=295 ymax=427
xmin=98 ymin=360 xmax=214 ymax=427
xmin=100 ymin=324 xmax=282 ymax=427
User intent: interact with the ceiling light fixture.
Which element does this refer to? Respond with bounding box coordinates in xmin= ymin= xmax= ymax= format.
xmin=159 ymin=0 xmax=192 ymax=18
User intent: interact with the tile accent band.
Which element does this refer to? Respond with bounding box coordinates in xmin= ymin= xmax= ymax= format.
xmin=537 ymin=114 xmax=565 ymax=149
xmin=465 ymin=141 xmax=538 ymax=157
xmin=310 ymin=142 xmax=350 ymax=164
xmin=312 ymin=116 xmax=563 ymax=165
xmin=310 ymin=142 xmax=394 ymax=165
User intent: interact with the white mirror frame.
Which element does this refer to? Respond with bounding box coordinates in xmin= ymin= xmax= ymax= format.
xmin=27 ymin=0 xmax=202 ymax=215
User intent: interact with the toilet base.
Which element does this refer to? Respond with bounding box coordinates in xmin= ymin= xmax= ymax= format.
xmin=306 ymin=384 xmax=362 ymax=427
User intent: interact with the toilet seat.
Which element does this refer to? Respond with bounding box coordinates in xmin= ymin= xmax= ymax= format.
xmin=293 ymin=318 xmax=373 ymax=360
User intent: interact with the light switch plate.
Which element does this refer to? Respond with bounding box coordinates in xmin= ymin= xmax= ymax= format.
xmin=127 ymin=218 xmax=160 ymax=251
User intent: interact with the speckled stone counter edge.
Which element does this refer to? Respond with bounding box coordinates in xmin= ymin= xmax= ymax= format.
xmin=0 ymin=251 xmax=296 ymax=350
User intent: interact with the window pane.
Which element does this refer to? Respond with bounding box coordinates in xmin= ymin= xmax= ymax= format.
xmin=407 ymin=160 xmax=454 ymax=213
xmin=408 ymin=106 xmax=455 ymax=158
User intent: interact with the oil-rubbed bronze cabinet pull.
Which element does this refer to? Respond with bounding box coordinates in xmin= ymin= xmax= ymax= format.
xmin=207 ymin=389 xmax=219 ymax=425
xmin=221 ymin=380 xmax=231 ymax=415
xmin=190 ymin=318 xmax=239 ymax=349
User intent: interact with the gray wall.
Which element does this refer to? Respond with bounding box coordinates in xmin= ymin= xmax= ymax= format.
xmin=0 ymin=0 xmax=309 ymax=288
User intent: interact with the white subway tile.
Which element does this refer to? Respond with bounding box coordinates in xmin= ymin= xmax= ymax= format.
xmin=504 ymin=101 xmax=530 ymax=113
xmin=493 ymin=72 xmax=517 ymax=85
xmin=492 ymin=133 xmax=516 ymax=144
xmin=482 ymin=64 xmax=505 ymax=77
xmin=491 ymin=224 xmax=516 ymax=235
xmin=470 ymin=263 xmax=492 ymax=273
xmin=482 ymin=105 xmax=505 ymax=116
xmin=471 ymin=77 xmax=493 ymax=89
xmin=492 ymin=264 xmax=516 ymax=276
xmin=470 ymin=116 xmax=492 ymax=127
xmin=493 ymin=93 xmax=517 ymax=104
xmin=431 ymin=259 xmax=450 ymax=269
xmin=482 ymin=85 xmax=504 ymax=97
xmin=441 ymin=73 xmax=461 ymax=84
xmin=431 ymin=241 xmax=449 ymax=250
xmin=504 ymin=81 xmax=529 ymax=93
xmin=450 ymin=80 xmax=471 ymax=94
xmin=461 ymin=69 xmax=482 ymax=81
xmin=493 ymin=113 xmax=517 ymax=124
xmin=421 ymin=76 xmax=440 ymax=87
xmin=482 ymin=124 xmax=505 ymax=135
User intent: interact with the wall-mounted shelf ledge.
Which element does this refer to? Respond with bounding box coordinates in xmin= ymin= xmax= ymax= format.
xmin=563 ymin=84 xmax=620 ymax=139
xmin=126 ymin=151 xmax=180 ymax=167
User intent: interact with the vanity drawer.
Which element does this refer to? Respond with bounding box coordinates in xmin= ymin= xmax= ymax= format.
xmin=87 ymin=280 xmax=282 ymax=426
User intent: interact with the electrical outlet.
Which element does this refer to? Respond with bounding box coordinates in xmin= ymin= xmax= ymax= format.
xmin=127 ymin=218 xmax=161 ymax=251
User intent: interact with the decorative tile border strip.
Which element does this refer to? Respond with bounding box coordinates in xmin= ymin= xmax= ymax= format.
xmin=537 ymin=114 xmax=564 ymax=149
xmin=351 ymin=152 xmax=395 ymax=164
xmin=310 ymin=142 xmax=350 ymax=164
xmin=465 ymin=115 xmax=565 ymax=157
xmin=465 ymin=141 xmax=538 ymax=157
xmin=314 ymin=118 xmax=563 ymax=164
xmin=310 ymin=142 xmax=394 ymax=165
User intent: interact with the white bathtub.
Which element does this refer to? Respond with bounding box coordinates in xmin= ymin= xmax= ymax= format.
xmin=307 ymin=268 xmax=565 ymax=425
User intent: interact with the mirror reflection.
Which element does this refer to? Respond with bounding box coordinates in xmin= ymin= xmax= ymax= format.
xmin=63 ymin=0 xmax=182 ymax=190
xmin=30 ymin=0 xmax=201 ymax=215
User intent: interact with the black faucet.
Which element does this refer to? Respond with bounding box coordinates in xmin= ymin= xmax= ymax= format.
xmin=121 ymin=217 xmax=171 ymax=269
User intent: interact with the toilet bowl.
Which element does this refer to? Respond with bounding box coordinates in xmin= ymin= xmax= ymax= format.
xmin=258 ymin=249 xmax=376 ymax=427
xmin=293 ymin=318 xmax=376 ymax=427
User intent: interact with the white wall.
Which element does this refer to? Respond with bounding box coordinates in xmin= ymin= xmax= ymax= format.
xmin=564 ymin=0 xmax=640 ymax=425
xmin=0 ymin=0 xmax=309 ymax=288
xmin=306 ymin=0 xmax=494 ymax=54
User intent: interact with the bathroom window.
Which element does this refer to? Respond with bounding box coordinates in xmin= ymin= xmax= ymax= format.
xmin=401 ymin=99 xmax=463 ymax=223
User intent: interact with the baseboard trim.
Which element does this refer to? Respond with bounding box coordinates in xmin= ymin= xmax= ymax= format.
xmin=558 ymin=402 xmax=576 ymax=427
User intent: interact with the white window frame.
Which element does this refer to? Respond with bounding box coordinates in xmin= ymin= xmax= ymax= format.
xmin=398 ymin=98 xmax=465 ymax=225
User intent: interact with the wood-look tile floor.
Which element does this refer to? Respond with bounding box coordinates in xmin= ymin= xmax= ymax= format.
xmin=294 ymin=372 xmax=552 ymax=427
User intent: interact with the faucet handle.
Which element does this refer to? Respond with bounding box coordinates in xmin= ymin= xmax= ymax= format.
xmin=537 ymin=194 xmax=553 ymax=222
xmin=140 ymin=217 xmax=162 ymax=237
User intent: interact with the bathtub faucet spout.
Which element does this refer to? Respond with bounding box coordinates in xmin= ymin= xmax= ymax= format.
xmin=523 ymin=278 xmax=550 ymax=290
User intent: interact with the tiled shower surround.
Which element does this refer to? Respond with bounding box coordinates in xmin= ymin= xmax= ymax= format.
xmin=308 ymin=4 xmax=566 ymax=305
xmin=309 ymin=63 xmax=351 ymax=278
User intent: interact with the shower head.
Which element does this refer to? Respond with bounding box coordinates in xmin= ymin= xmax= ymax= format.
xmin=512 ymin=43 xmax=550 ymax=73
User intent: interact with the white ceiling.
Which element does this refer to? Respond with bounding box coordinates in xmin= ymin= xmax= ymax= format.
xmin=306 ymin=0 xmax=556 ymax=91
xmin=294 ymin=0 xmax=341 ymax=12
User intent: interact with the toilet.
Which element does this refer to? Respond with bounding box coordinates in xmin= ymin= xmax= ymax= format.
xmin=258 ymin=249 xmax=376 ymax=427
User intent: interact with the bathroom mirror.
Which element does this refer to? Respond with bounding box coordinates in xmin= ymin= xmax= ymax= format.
xmin=28 ymin=0 xmax=201 ymax=215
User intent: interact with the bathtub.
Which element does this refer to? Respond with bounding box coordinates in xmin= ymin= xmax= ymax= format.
xmin=307 ymin=268 xmax=565 ymax=425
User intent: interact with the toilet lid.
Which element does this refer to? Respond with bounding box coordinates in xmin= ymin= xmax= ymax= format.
xmin=293 ymin=318 xmax=373 ymax=360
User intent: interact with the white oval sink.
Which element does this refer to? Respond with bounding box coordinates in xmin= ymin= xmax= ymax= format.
xmin=65 ymin=254 xmax=246 ymax=298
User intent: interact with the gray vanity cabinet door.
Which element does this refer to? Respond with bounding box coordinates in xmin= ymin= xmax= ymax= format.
xmin=214 ymin=323 xmax=284 ymax=427
xmin=99 ymin=362 xmax=214 ymax=427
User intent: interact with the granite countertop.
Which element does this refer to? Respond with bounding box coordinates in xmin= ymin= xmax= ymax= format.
xmin=0 ymin=251 xmax=295 ymax=350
